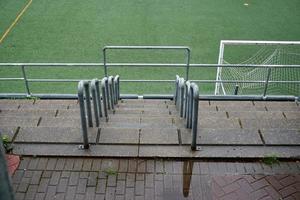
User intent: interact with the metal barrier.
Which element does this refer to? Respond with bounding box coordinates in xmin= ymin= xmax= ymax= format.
xmin=77 ymin=80 xmax=90 ymax=149
xmin=78 ymin=76 xmax=119 ymax=148
xmin=114 ymin=75 xmax=120 ymax=103
xmin=101 ymin=77 xmax=109 ymax=121
xmin=174 ymin=75 xmax=200 ymax=150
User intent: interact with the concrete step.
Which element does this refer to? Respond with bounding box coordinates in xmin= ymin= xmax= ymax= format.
xmin=0 ymin=116 xmax=40 ymax=127
xmin=0 ymin=110 xmax=56 ymax=117
xmin=15 ymin=127 xmax=98 ymax=144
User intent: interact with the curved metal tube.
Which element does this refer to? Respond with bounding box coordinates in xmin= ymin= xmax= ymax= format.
xmin=190 ymin=83 xmax=199 ymax=150
xmin=185 ymin=81 xmax=191 ymax=124
xmin=114 ymin=75 xmax=120 ymax=104
xmin=178 ymin=78 xmax=185 ymax=117
xmin=101 ymin=77 xmax=108 ymax=121
xmin=78 ymin=81 xmax=89 ymax=149
xmin=108 ymin=76 xmax=115 ymax=110
xmin=91 ymin=79 xmax=100 ymax=127
xmin=175 ymin=75 xmax=180 ymax=105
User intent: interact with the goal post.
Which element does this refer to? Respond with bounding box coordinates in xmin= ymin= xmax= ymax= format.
xmin=214 ymin=40 xmax=300 ymax=96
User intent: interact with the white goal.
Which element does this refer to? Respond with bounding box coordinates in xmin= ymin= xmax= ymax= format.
xmin=214 ymin=40 xmax=300 ymax=96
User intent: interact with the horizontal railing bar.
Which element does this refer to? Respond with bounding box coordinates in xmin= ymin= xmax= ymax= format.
xmin=0 ymin=93 xmax=297 ymax=101
xmin=0 ymin=78 xmax=299 ymax=84
xmin=0 ymin=63 xmax=300 ymax=68
xmin=104 ymin=46 xmax=190 ymax=50
xmin=0 ymin=78 xmax=24 ymax=81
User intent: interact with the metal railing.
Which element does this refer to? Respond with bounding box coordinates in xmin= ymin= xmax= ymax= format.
xmin=77 ymin=76 xmax=120 ymax=149
xmin=175 ymin=75 xmax=199 ymax=150
xmin=0 ymin=45 xmax=299 ymax=100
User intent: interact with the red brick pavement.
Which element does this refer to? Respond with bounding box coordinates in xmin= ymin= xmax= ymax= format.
xmin=212 ymin=175 xmax=300 ymax=200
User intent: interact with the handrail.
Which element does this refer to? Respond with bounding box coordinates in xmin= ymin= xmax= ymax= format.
xmin=108 ymin=76 xmax=115 ymax=110
xmin=91 ymin=79 xmax=102 ymax=126
xmin=77 ymin=81 xmax=90 ymax=149
xmin=114 ymin=75 xmax=120 ymax=103
xmin=101 ymin=77 xmax=108 ymax=121
xmin=174 ymin=75 xmax=200 ymax=150
xmin=103 ymin=46 xmax=191 ymax=80
xmin=178 ymin=78 xmax=185 ymax=117
xmin=189 ymin=83 xmax=199 ymax=150
xmin=174 ymin=75 xmax=180 ymax=105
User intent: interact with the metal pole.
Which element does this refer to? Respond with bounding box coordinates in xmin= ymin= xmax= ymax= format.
xmin=191 ymin=83 xmax=199 ymax=151
xmin=103 ymin=48 xmax=108 ymax=77
xmin=263 ymin=67 xmax=272 ymax=97
xmin=105 ymin=78 xmax=110 ymax=110
xmin=101 ymin=77 xmax=108 ymax=121
xmin=91 ymin=79 xmax=100 ymax=127
xmin=234 ymin=84 xmax=239 ymax=95
xmin=114 ymin=75 xmax=120 ymax=103
xmin=108 ymin=76 xmax=115 ymax=110
xmin=83 ymin=81 xmax=93 ymax=127
xmin=179 ymin=78 xmax=185 ymax=117
xmin=186 ymin=48 xmax=191 ymax=81
xmin=21 ymin=65 xmax=31 ymax=96
xmin=78 ymin=81 xmax=89 ymax=149
xmin=175 ymin=75 xmax=179 ymax=105
xmin=95 ymin=80 xmax=103 ymax=118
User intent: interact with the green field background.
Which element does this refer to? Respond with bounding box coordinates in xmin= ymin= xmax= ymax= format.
xmin=0 ymin=0 xmax=299 ymax=95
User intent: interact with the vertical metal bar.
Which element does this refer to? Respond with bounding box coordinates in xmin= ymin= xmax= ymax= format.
xmin=83 ymin=81 xmax=93 ymax=127
xmin=191 ymin=83 xmax=199 ymax=151
xmin=91 ymin=79 xmax=99 ymax=127
xmin=179 ymin=78 xmax=185 ymax=117
xmin=175 ymin=75 xmax=179 ymax=104
xmin=215 ymin=42 xmax=225 ymax=95
xmin=95 ymin=80 xmax=103 ymax=118
xmin=114 ymin=75 xmax=120 ymax=104
xmin=103 ymin=48 xmax=108 ymax=77
xmin=78 ymin=81 xmax=89 ymax=149
xmin=234 ymin=84 xmax=239 ymax=95
xmin=186 ymin=48 xmax=191 ymax=81
xmin=101 ymin=77 xmax=108 ymax=121
xmin=105 ymin=78 xmax=110 ymax=110
xmin=263 ymin=67 xmax=272 ymax=97
xmin=108 ymin=76 xmax=114 ymax=110
xmin=21 ymin=65 xmax=30 ymax=96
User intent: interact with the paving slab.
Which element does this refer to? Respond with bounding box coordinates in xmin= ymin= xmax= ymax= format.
xmin=99 ymin=128 xmax=139 ymax=144
xmin=0 ymin=126 xmax=18 ymax=141
xmin=35 ymin=100 xmax=77 ymax=105
xmin=0 ymin=110 xmax=56 ymax=117
xmin=198 ymin=118 xmax=240 ymax=129
xmin=240 ymin=118 xmax=289 ymax=130
xmin=284 ymin=111 xmax=300 ymax=120
xmin=15 ymin=127 xmax=98 ymax=143
xmin=13 ymin=144 xmax=139 ymax=157
xmin=39 ymin=117 xmax=81 ymax=128
xmin=261 ymin=129 xmax=300 ymax=145
xmin=255 ymin=101 xmax=299 ymax=111
xmin=138 ymin=145 xmax=300 ymax=158
xmin=0 ymin=116 xmax=39 ymax=127
xmin=181 ymin=129 xmax=262 ymax=145
xmin=140 ymin=128 xmax=179 ymax=144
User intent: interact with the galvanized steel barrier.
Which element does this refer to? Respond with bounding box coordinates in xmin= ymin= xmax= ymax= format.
xmin=175 ymin=75 xmax=200 ymax=150
xmin=77 ymin=75 xmax=120 ymax=149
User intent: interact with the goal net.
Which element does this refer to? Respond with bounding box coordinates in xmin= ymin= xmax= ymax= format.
xmin=214 ymin=40 xmax=300 ymax=96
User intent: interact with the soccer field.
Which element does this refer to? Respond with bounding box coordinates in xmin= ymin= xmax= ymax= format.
xmin=0 ymin=0 xmax=300 ymax=95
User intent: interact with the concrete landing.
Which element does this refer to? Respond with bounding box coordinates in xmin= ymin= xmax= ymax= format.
xmin=0 ymin=99 xmax=299 ymax=158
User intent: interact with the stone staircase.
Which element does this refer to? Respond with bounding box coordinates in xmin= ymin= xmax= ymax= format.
xmin=0 ymin=99 xmax=299 ymax=158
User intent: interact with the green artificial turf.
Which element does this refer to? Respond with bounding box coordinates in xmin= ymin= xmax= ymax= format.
xmin=0 ymin=0 xmax=299 ymax=95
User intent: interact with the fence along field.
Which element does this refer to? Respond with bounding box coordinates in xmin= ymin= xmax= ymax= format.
xmin=0 ymin=0 xmax=300 ymax=95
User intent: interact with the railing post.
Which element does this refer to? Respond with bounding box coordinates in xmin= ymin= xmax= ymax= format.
xmin=95 ymin=79 xmax=103 ymax=118
xmin=108 ymin=76 xmax=115 ymax=110
xmin=105 ymin=78 xmax=110 ymax=110
xmin=91 ymin=79 xmax=100 ymax=127
xmin=185 ymin=48 xmax=191 ymax=81
xmin=191 ymin=83 xmax=199 ymax=151
xmin=185 ymin=81 xmax=191 ymax=127
xmin=114 ymin=75 xmax=120 ymax=104
xmin=83 ymin=81 xmax=93 ymax=127
xmin=101 ymin=77 xmax=109 ymax=121
xmin=175 ymin=75 xmax=180 ymax=104
xmin=263 ymin=67 xmax=272 ymax=97
xmin=21 ymin=65 xmax=31 ymax=96
xmin=234 ymin=84 xmax=239 ymax=95
xmin=103 ymin=48 xmax=108 ymax=77
xmin=179 ymin=78 xmax=185 ymax=117
xmin=78 ymin=81 xmax=89 ymax=149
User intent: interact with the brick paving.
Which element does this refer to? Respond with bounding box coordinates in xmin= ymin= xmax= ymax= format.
xmin=11 ymin=157 xmax=300 ymax=200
